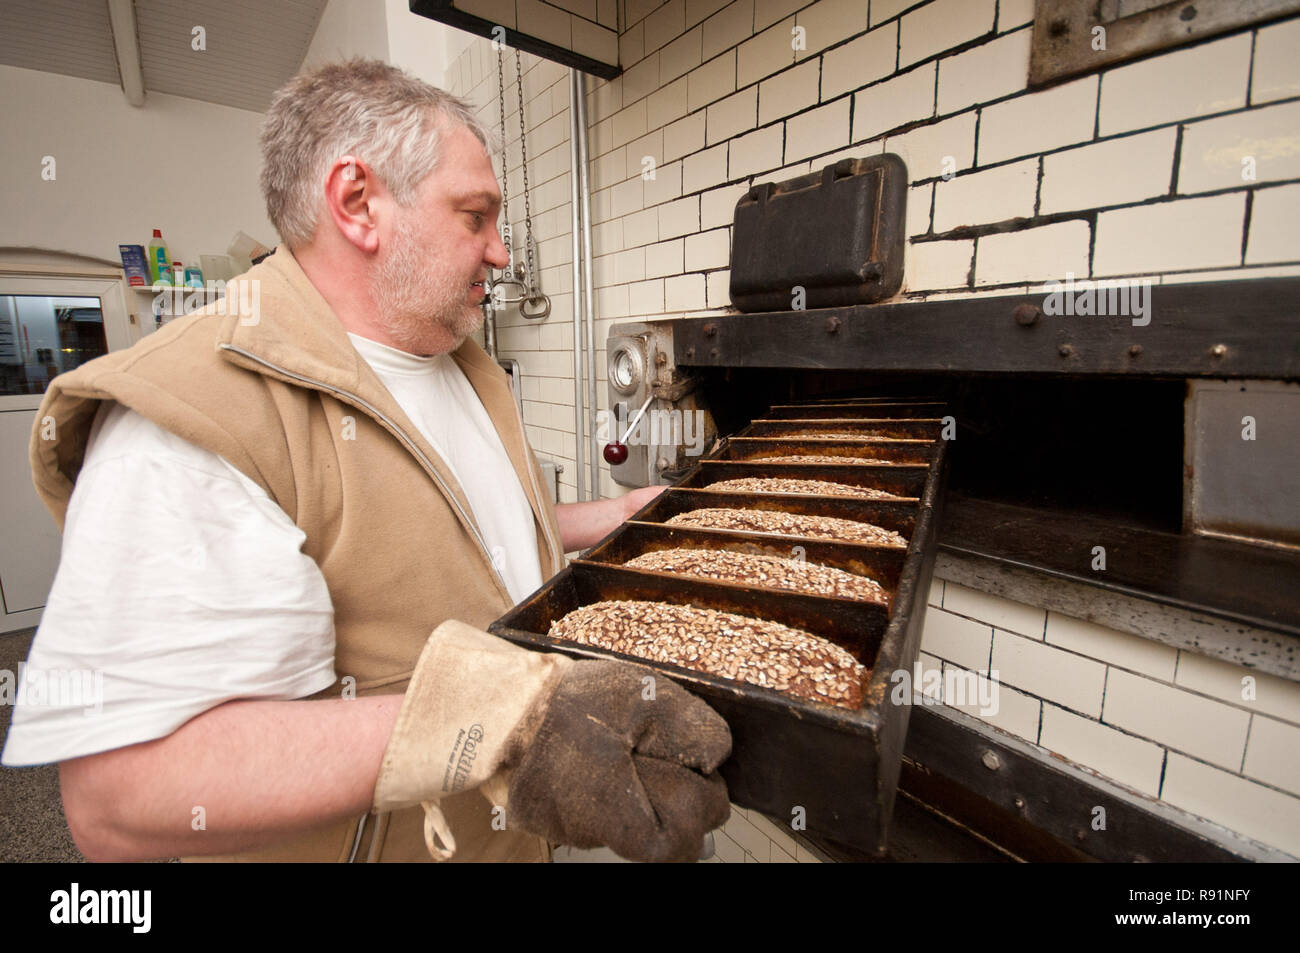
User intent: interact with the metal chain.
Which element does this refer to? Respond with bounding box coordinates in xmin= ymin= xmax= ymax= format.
xmin=513 ymin=48 xmax=536 ymax=291
xmin=496 ymin=47 xmax=509 ymax=227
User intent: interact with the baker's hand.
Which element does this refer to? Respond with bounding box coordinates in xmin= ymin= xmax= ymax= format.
xmin=371 ymin=620 xmax=729 ymax=863
xmin=507 ymin=659 xmax=731 ymax=863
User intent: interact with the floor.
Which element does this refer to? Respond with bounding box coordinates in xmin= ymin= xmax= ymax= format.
xmin=0 ymin=627 xmax=83 ymax=862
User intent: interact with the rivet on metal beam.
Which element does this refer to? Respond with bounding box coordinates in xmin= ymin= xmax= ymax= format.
xmin=709 ymin=348 xmax=719 ymax=359
xmin=1013 ymin=795 xmax=1026 ymax=811
xmin=981 ymin=750 xmax=1001 ymax=771
xmin=1013 ymin=303 xmax=1042 ymax=326
xmin=685 ymin=346 xmax=695 ymax=359
xmin=1210 ymin=343 xmax=1228 ymax=358
xmin=1058 ymin=344 xmax=1074 ymax=357
xmin=825 ymin=316 xmax=842 ymax=333
xmin=1128 ymin=344 xmax=1143 ymax=356
xmin=703 ymin=322 xmax=718 ymax=337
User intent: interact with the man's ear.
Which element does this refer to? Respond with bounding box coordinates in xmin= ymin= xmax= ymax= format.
xmin=322 ymin=155 xmax=383 ymax=254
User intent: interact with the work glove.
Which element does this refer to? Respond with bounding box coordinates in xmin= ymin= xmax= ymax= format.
xmin=508 ymin=659 xmax=732 ymax=863
xmin=372 ymin=619 xmax=731 ymax=863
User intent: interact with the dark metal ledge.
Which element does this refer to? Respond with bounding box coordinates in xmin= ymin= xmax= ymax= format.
xmin=674 ymin=277 xmax=1300 ymax=379
xmin=937 ymin=495 xmax=1300 ymax=677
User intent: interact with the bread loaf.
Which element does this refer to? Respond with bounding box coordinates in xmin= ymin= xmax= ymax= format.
xmin=665 ymin=507 xmax=909 ymax=547
xmin=749 ymin=453 xmax=903 ymax=465
xmin=707 ymin=476 xmax=910 ymax=501
xmin=779 ymin=430 xmax=889 ymax=440
xmin=624 ymin=547 xmax=890 ymax=605
xmin=548 ymin=599 xmax=866 ymax=708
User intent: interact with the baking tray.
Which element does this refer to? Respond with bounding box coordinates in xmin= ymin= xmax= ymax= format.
xmin=490 ymin=400 xmax=949 ymax=855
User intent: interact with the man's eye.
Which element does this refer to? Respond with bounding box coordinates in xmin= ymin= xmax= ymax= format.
xmin=468 ymin=211 xmax=486 ymax=228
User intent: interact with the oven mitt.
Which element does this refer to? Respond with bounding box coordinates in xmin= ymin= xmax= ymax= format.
xmin=372 ymin=619 xmax=732 ymax=863
xmin=506 ymin=658 xmax=732 ymax=863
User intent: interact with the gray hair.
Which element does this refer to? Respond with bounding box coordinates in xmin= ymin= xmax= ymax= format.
xmin=259 ymin=59 xmax=499 ymax=248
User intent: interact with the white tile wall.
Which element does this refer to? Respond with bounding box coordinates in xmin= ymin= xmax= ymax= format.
xmin=1243 ymin=716 xmax=1300 ymax=796
xmin=1178 ymin=100 xmax=1300 ymax=194
xmin=885 ymin=111 xmax=977 ymax=182
xmin=793 ymin=0 xmax=867 ymax=60
xmin=852 ymin=63 xmax=936 ymax=143
xmin=1098 ymin=33 xmax=1252 ymax=136
xmin=1103 ymin=668 xmax=1251 ymax=770
xmin=821 ymin=23 xmax=896 ymax=100
xmin=702 ymin=0 xmax=754 ymax=59
xmin=935 ymin=26 xmax=1031 ymax=114
xmin=784 ymin=96 xmax=850 ymax=160
xmin=1040 ymin=703 xmax=1164 ymax=796
xmin=931 ymin=158 xmax=1037 ymax=232
xmin=974 ymin=219 xmax=1091 ymax=285
xmin=1045 ymin=612 xmax=1177 ymax=681
xmin=706 ymin=86 xmax=758 ymax=143
xmin=1246 ymin=183 xmax=1300 ymax=265
xmin=1038 ymin=127 xmax=1175 ymax=215
xmin=1251 ymin=17 xmax=1300 ymax=104
xmin=687 ymin=49 xmax=736 ymax=111
xmin=903 ymin=238 xmax=971 ymax=290
xmin=991 ymin=630 xmax=1107 ymax=716
xmin=945 ymin=671 xmax=1041 ymax=742
xmin=1093 ymin=193 xmax=1245 ymax=276
xmin=1174 ymin=651 xmax=1300 ymax=724
xmin=736 ymin=16 xmax=797 ymax=87
xmin=897 ymin=0 xmax=995 ymax=68
xmin=977 ymin=76 xmax=1098 ymax=165
xmin=1162 ymin=753 xmax=1300 ymax=858
xmin=759 ymin=59 xmax=819 ymax=124
xmin=920 ymin=607 xmax=991 ymax=672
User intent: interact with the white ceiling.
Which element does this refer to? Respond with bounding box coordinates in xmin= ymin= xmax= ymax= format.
xmin=0 ymin=0 xmax=327 ymax=112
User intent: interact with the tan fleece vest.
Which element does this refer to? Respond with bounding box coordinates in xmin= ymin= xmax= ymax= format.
xmin=29 ymin=246 xmax=567 ymax=862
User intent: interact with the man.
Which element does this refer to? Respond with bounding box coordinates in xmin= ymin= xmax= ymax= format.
xmin=2 ymin=59 xmax=730 ymax=863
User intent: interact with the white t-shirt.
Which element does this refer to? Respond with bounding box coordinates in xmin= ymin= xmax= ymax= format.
xmin=1 ymin=334 xmax=542 ymax=767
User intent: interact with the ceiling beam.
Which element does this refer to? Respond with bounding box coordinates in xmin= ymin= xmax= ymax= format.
xmin=106 ymin=0 xmax=145 ymax=106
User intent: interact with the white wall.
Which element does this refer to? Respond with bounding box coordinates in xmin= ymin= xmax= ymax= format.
xmin=0 ymin=64 xmax=273 ymax=278
xmin=385 ymin=0 xmax=479 ymax=88
xmin=303 ymin=0 xmax=391 ymax=67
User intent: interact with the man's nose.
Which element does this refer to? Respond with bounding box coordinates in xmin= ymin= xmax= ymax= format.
xmin=485 ymin=224 xmax=510 ymax=270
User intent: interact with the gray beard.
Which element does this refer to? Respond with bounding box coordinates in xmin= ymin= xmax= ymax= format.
xmin=370 ymin=220 xmax=482 ymax=355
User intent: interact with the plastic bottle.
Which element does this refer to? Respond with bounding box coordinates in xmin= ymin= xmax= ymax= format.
xmin=184 ymin=264 xmax=204 ymax=289
xmin=172 ymin=262 xmax=184 ymax=286
xmin=148 ymin=228 xmax=169 ymax=282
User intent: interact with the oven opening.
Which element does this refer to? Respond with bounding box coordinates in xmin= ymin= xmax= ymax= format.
xmin=696 ymin=369 xmax=1185 ymax=533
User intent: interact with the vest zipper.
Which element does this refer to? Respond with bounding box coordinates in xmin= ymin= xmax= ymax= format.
xmin=346 ymin=812 xmax=369 ymax=863
xmin=218 ymin=343 xmax=534 ymax=597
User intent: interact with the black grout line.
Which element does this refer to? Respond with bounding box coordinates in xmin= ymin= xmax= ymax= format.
xmin=1169 ymin=123 xmax=1184 ymax=195
xmin=1241 ymin=188 xmax=1255 ymax=264
xmin=1246 ymin=27 xmax=1258 ymax=106
xmin=1033 ymin=154 xmax=1043 ymax=216
xmin=1086 ymin=208 xmax=1097 ymax=276
xmin=1240 ymin=713 xmax=1254 ymax=773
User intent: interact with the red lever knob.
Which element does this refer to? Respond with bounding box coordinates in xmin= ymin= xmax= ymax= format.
xmin=603 ymin=442 xmax=628 ymax=465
